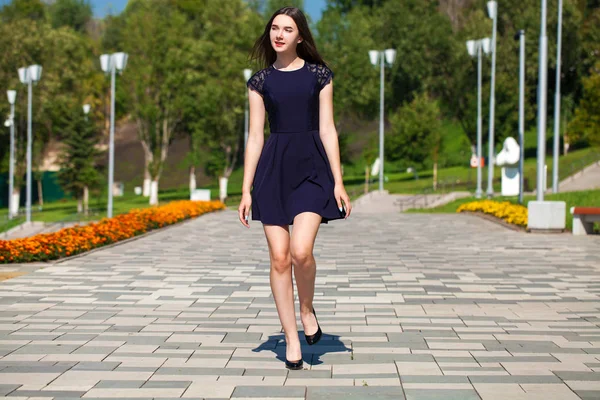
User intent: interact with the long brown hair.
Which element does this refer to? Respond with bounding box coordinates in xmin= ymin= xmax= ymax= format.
xmin=249 ymin=7 xmax=327 ymax=69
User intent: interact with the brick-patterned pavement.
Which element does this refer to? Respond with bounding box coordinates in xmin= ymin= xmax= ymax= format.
xmin=0 ymin=209 xmax=599 ymax=399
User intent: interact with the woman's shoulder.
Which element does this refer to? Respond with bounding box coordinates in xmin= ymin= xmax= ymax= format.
xmin=247 ymin=66 xmax=274 ymax=95
xmin=305 ymin=61 xmax=333 ymax=74
xmin=306 ymin=62 xmax=334 ymax=89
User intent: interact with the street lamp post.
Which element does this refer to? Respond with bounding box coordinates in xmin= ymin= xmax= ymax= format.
xmin=82 ymin=104 xmax=91 ymax=215
xmin=368 ymin=48 xmax=396 ymax=192
xmin=243 ymin=68 xmax=252 ymax=152
xmin=486 ymin=0 xmax=498 ymax=198
xmin=537 ymin=0 xmax=548 ymax=202
xmin=6 ymin=91 xmax=16 ymax=219
xmin=515 ymin=30 xmax=526 ymax=204
xmin=466 ymin=38 xmax=491 ymax=199
xmin=18 ymin=65 xmax=42 ymax=224
xmin=552 ymin=0 xmax=563 ymax=193
xmin=100 ymin=52 xmax=128 ymax=218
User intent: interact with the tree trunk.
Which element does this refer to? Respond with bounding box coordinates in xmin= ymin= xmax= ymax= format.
xmin=77 ymin=196 xmax=83 ymax=214
xmin=189 ymin=165 xmax=197 ymax=193
xmin=10 ymin=190 xmax=20 ymax=218
xmin=83 ymin=186 xmax=89 ymax=216
xmin=365 ymin=166 xmax=370 ymax=194
xmin=37 ymin=178 xmax=44 ymax=207
xmin=142 ymin=143 xmax=152 ymax=197
xmin=143 ymin=171 xmax=151 ymax=197
xmin=149 ymin=179 xmax=159 ymax=205
xmin=219 ymin=176 xmax=228 ymax=202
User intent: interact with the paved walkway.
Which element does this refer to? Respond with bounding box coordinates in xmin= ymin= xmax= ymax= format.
xmin=352 ymin=190 xmax=471 ymax=213
xmin=0 ymin=209 xmax=599 ymax=399
xmin=559 ymin=161 xmax=600 ymax=193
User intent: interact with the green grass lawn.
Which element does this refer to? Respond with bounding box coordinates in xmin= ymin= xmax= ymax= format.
xmin=373 ymin=146 xmax=599 ymax=195
xmin=407 ymin=189 xmax=600 ymax=232
xmin=1 ymin=146 xmax=598 ymax=234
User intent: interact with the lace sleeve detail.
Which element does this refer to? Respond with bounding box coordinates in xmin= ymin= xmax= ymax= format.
xmin=308 ymin=63 xmax=334 ymax=91
xmin=247 ymin=68 xmax=269 ymax=96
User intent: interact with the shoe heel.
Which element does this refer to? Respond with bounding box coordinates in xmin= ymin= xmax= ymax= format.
xmin=285 ymin=358 xmax=303 ymax=370
xmin=304 ymin=307 xmax=322 ymax=346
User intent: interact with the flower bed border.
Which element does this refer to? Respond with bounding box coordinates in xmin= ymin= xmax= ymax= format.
xmin=0 ymin=201 xmax=226 ymax=264
xmin=461 ymin=211 xmax=527 ymax=232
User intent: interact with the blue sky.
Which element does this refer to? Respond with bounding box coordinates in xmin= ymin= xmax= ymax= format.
xmin=90 ymin=0 xmax=327 ymax=20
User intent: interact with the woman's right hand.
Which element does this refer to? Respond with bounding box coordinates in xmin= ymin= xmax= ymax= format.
xmin=238 ymin=193 xmax=252 ymax=228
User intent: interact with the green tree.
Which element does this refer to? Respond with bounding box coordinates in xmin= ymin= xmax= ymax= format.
xmin=387 ymin=92 xmax=442 ymax=174
xmin=265 ymin=0 xmax=305 ymax=16
xmin=568 ymin=62 xmax=600 ymax=147
xmin=49 ymin=0 xmax=93 ymax=33
xmin=57 ymin=107 xmax=103 ymax=214
xmin=0 ymin=18 xmax=100 ymax=208
xmin=181 ymin=0 xmax=262 ymax=201
xmin=0 ymin=0 xmax=46 ymax=22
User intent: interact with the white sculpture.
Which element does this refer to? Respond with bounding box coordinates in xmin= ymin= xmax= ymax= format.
xmin=371 ymin=158 xmax=380 ymax=176
xmin=495 ymin=137 xmax=520 ymax=196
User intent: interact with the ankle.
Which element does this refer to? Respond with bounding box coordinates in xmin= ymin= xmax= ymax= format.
xmin=299 ymin=305 xmax=314 ymax=316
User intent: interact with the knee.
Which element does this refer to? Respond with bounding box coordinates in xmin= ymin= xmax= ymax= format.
xmin=270 ymin=251 xmax=291 ymax=274
xmin=290 ymin=247 xmax=313 ymax=268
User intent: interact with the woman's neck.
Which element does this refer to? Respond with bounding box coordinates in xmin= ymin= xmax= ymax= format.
xmin=273 ymin=53 xmax=302 ymax=70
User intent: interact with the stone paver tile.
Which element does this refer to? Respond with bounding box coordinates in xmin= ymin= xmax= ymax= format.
xmin=231 ymin=385 xmax=306 ymax=398
xmin=395 ymin=362 xmax=443 ymax=376
xmin=473 ymin=382 xmax=581 ymax=400
xmin=82 ymin=387 xmax=185 ymax=397
xmin=305 ymin=386 xmax=405 ymax=399
xmin=404 ymin=389 xmax=480 ymax=400
xmin=182 ymin=381 xmax=235 ymax=398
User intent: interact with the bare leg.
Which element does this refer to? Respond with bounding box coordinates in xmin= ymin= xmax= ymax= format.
xmin=262 ymin=224 xmax=301 ymax=362
xmin=290 ymin=212 xmax=322 ymax=338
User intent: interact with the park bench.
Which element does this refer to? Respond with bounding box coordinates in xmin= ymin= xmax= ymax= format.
xmin=571 ymin=207 xmax=600 ymax=235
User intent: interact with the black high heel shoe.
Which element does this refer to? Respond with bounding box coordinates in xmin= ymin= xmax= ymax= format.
xmin=304 ymin=307 xmax=322 ymax=346
xmin=285 ymin=357 xmax=303 ymax=370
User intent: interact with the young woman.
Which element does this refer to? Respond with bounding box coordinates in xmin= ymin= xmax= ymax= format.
xmin=238 ymin=6 xmax=352 ymax=370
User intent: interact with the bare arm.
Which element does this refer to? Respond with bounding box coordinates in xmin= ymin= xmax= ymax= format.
xmin=242 ymin=89 xmax=266 ymax=194
xmin=239 ymin=88 xmax=265 ymax=227
xmin=319 ymin=79 xmax=352 ymax=218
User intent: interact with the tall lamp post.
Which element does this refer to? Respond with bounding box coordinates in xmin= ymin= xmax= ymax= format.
xmin=515 ymin=30 xmax=526 ymax=204
xmin=537 ymin=0 xmax=548 ymax=202
xmin=243 ymin=68 xmax=252 ymax=152
xmin=82 ymin=104 xmax=91 ymax=214
xmin=100 ymin=52 xmax=128 ymax=218
xmin=6 ymin=90 xmax=16 ymax=219
xmin=466 ymin=38 xmax=491 ymax=199
xmin=368 ymin=48 xmax=396 ymax=192
xmin=552 ymin=0 xmax=563 ymax=193
xmin=18 ymin=65 xmax=42 ymax=224
xmin=486 ymin=0 xmax=498 ymax=197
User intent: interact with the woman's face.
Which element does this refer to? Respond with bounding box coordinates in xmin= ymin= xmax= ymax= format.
xmin=270 ymin=14 xmax=302 ymax=54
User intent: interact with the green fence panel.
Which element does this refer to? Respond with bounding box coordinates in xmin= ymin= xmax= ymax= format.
xmin=0 ymin=171 xmax=69 ymax=208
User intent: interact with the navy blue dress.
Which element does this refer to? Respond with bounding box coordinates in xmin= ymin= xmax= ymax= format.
xmin=247 ymin=60 xmax=346 ymax=226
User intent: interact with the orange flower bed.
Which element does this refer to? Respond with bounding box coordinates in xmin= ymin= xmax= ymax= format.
xmin=0 ymin=200 xmax=225 ymax=264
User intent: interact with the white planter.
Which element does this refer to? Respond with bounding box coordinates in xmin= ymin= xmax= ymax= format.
xmin=528 ymin=201 xmax=566 ymax=231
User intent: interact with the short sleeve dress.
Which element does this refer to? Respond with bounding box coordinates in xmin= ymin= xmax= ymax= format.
xmin=246 ymin=60 xmax=346 ymax=226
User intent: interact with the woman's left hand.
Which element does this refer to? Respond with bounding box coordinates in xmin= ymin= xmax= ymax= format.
xmin=334 ymin=184 xmax=352 ymax=219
